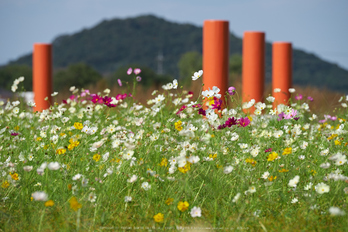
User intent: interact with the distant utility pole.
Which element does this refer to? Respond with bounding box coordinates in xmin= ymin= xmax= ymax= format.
xmin=156 ymin=51 xmax=164 ymax=75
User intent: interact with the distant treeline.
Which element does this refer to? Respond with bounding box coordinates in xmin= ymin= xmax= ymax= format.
xmin=4 ymin=14 xmax=348 ymax=92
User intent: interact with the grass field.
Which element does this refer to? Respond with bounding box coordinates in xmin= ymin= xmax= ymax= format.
xmin=0 ymin=72 xmax=347 ymax=231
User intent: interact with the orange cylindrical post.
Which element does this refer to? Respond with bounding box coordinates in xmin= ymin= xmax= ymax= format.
xmin=272 ymin=42 xmax=292 ymax=108
xmin=203 ymin=20 xmax=229 ymax=107
xmin=242 ymin=31 xmax=265 ymax=113
xmin=33 ymin=43 xmax=52 ymax=111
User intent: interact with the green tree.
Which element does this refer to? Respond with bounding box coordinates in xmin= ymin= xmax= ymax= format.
xmin=229 ymin=54 xmax=242 ymax=75
xmin=0 ymin=64 xmax=33 ymax=91
xmin=53 ymin=63 xmax=102 ymax=91
xmin=177 ymin=51 xmax=202 ymax=87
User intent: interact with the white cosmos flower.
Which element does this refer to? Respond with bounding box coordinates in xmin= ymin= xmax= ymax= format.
xmin=261 ymin=171 xmax=270 ymax=179
xmin=72 ymin=173 xmax=83 ymax=180
xmin=141 ymin=182 xmax=151 ymax=191
xmin=288 ymin=88 xmax=295 ymax=93
xmin=335 ymin=154 xmax=347 ymax=166
xmin=304 ymin=182 xmax=313 ymax=190
xmin=266 ymin=96 xmax=275 ymax=102
xmin=122 ymin=150 xmax=134 ymax=160
xmin=23 ymin=166 xmax=33 ymax=172
xmin=232 ymin=193 xmax=241 ymax=203
xmin=231 ymin=133 xmax=239 ymax=141
xmin=291 ymin=198 xmax=298 ymax=204
xmin=127 ymin=175 xmax=138 ymax=183
xmin=48 ymin=162 xmax=60 ymax=170
xmin=190 ymin=206 xmax=202 ymax=217
xmin=124 ymin=196 xmax=132 ymax=202
xmin=329 ymin=207 xmax=346 ymax=216
xmin=88 ymin=192 xmax=97 ymax=202
xmin=274 ymin=88 xmax=281 ymax=93
xmin=315 ymin=182 xmax=330 ymax=194
xmin=223 ymin=165 xmax=234 ymax=174
xmin=288 ymin=175 xmax=300 ymax=187
xmin=32 ymin=191 xmax=48 ymax=201
xmin=319 ymin=162 xmax=331 ymax=169
xmin=192 ymin=70 xmax=203 ymax=81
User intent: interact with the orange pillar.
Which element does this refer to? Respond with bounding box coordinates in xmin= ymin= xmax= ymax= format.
xmin=242 ymin=31 xmax=265 ymax=113
xmin=33 ymin=43 xmax=52 ymax=111
xmin=272 ymin=42 xmax=292 ymax=108
xmin=203 ymin=20 xmax=229 ymax=107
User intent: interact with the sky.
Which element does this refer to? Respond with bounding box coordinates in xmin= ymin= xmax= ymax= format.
xmin=1 ymin=0 xmax=348 ymax=70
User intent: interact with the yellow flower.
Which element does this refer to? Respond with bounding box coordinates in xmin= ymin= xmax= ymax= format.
xmin=247 ymin=116 xmax=253 ymax=122
xmin=93 ymin=154 xmax=101 ymax=162
xmin=14 ymin=125 xmax=19 ymax=131
xmin=311 ymin=169 xmax=317 ymax=176
xmin=245 ymin=158 xmax=257 ymax=166
xmin=45 ymin=200 xmax=54 ymax=207
xmin=177 ymin=201 xmax=189 ymax=212
xmin=1 ymin=181 xmax=10 ymax=188
xmin=327 ymin=134 xmax=338 ymax=141
xmin=159 ymin=158 xmax=168 ymax=167
xmin=208 ymin=153 xmax=217 ymax=160
xmin=153 ymin=213 xmax=164 ymax=222
xmin=36 ymin=137 xmax=42 ymax=141
xmin=334 ymin=140 xmax=341 ymax=145
xmin=268 ymin=176 xmax=277 ymax=181
xmin=278 ymin=168 xmax=289 ymax=173
xmin=165 ymin=198 xmax=174 ymax=205
xmin=282 ymin=147 xmax=292 ymax=155
xmin=267 ymin=152 xmax=278 ymax=161
xmin=69 ymin=197 xmax=82 ymax=211
xmin=10 ymin=172 xmax=19 ymax=181
xmin=174 ymin=120 xmax=183 ymax=131
xmin=73 ymin=122 xmax=83 ymax=130
xmin=56 ymin=148 xmax=66 ymax=155
xmin=178 ymin=163 xmax=191 ymax=174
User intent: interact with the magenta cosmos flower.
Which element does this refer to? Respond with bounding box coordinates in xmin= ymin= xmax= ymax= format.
xmin=238 ymin=117 xmax=251 ymax=127
xmin=228 ymin=86 xmax=236 ymax=95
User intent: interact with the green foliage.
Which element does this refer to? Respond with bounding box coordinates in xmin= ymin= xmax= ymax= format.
xmin=177 ymin=51 xmax=202 ymax=87
xmin=0 ymin=64 xmax=32 ymax=91
xmin=229 ymin=53 xmax=242 ymax=75
xmin=53 ymin=63 xmax=102 ymax=91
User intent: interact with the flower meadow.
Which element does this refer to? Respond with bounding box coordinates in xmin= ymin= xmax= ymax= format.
xmin=1 ymin=70 xmax=348 ymax=231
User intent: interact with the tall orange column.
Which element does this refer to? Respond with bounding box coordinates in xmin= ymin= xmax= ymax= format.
xmin=203 ymin=20 xmax=229 ymax=106
xmin=272 ymin=42 xmax=292 ymax=108
xmin=242 ymin=31 xmax=265 ymax=112
xmin=33 ymin=43 xmax=52 ymax=111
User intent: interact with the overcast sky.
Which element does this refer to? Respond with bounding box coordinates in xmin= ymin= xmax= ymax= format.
xmin=1 ymin=0 xmax=348 ymax=70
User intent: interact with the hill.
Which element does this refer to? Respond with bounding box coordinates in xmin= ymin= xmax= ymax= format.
xmin=9 ymin=14 xmax=348 ymax=92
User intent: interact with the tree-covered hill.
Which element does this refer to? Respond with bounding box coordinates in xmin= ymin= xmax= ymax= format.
xmin=8 ymin=14 xmax=348 ymax=92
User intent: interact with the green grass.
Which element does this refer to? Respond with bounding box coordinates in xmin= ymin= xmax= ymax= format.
xmin=0 ymin=77 xmax=348 ymax=231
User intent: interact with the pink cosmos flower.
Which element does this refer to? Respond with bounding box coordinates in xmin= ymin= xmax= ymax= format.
xmin=224 ymin=117 xmax=238 ymax=127
xmin=127 ymin=68 xmax=132 ymax=75
xmin=176 ymin=105 xmax=187 ymax=115
xmin=117 ymin=79 xmax=122 ymax=86
xmin=91 ymin=94 xmax=103 ymax=104
xmin=238 ymin=117 xmax=251 ymax=127
xmin=307 ymin=96 xmax=313 ymax=101
xmin=228 ymin=86 xmax=236 ymax=95
xmin=136 ymin=76 xmax=142 ymax=82
xmin=134 ymin=68 xmax=141 ymax=75
xmin=211 ymin=98 xmax=222 ymax=110
xmin=295 ymin=94 xmax=303 ymax=100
